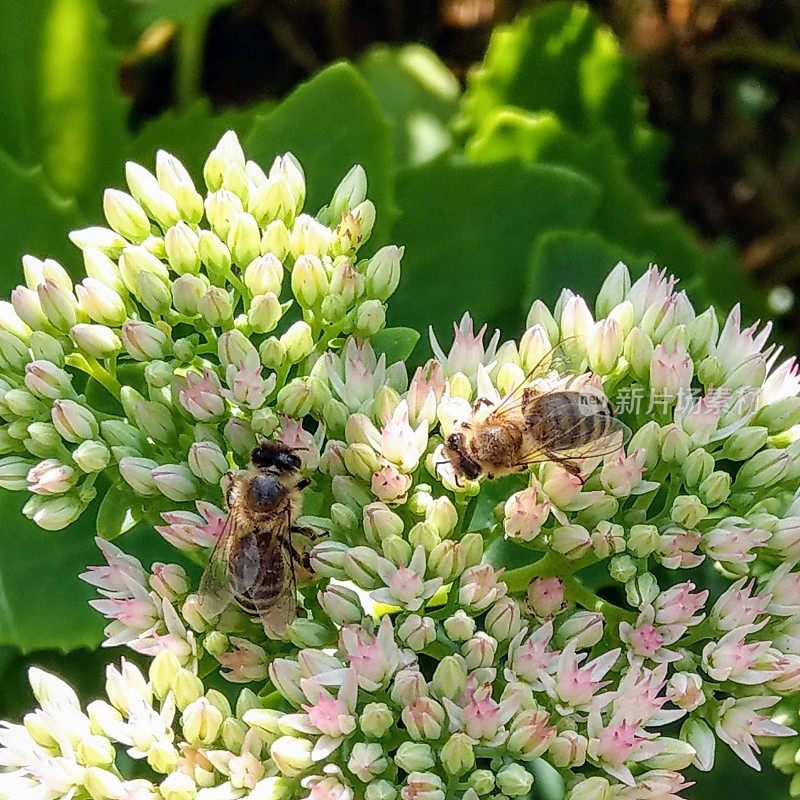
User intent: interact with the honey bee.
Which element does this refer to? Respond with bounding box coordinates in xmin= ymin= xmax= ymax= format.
xmin=442 ymin=341 xmax=629 ymax=483
xmin=199 ymin=440 xmax=320 ymax=637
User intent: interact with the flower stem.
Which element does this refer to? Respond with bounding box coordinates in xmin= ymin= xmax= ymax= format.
xmin=66 ymin=353 xmax=122 ymax=399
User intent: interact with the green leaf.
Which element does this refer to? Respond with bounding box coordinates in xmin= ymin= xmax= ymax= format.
xmin=527 ymin=230 xmax=643 ymax=308
xmin=359 ymin=44 xmax=460 ymax=167
xmin=0 ymin=149 xmax=81 ymax=292
xmin=456 ymin=2 xmax=666 ymax=199
xmin=465 ymin=107 xmax=759 ymax=314
xmin=389 ymin=157 xmax=600 ymax=349
xmin=0 ymin=0 xmax=130 ymax=210
xmin=369 ymin=327 xmax=421 ymax=364
xmin=0 ymin=487 xmax=192 ymax=654
xmin=96 ymin=482 xmax=142 ymax=540
xmin=134 ymin=0 xmax=234 ymax=26
xmin=246 ymin=63 xmax=396 ymax=252
xmin=0 ymin=490 xmax=104 ymax=653
xmin=458 ymin=4 xmax=635 ymax=147
xmin=125 ymin=99 xmax=258 ymax=180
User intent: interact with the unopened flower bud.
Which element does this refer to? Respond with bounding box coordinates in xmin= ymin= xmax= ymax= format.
xmin=291 ymin=254 xmax=328 ymax=308
xmin=721 ymin=426 xmax=768 ymax=461
xmin=431 ymin=655 xmax=466 ymax=701
xmin=443 ymin=609 xmax=476 ymax=642
xmin=551 ymin=523 xmax=592 ymax=559
xmin=497 ymin=763 xmax=533 ymax=797
xmin=398 ymin=614 xmax=436 ymax=651
xmin=626 ymin=571 xmax=659 ymax=607
xmin=122 ymin=321 xmax=168 ymax=361
xmin=198 ymin=286 xmax=233 ymax=326
xmin=699 ymin=470 xmax=731 ymax=507
xmin=71 ymin=324 xmax=122 ymax=359
xmin=681 ymin=717 xmax=715 ymax=772
xmin=135 ymin=271 xmax=171 ymax=315
xmin=595 ymin=262 xmax=631 ymax=318
xmin=52 ymin=400 xmax=99 ymax=443
xmin=588 ymin=318 xmax=623 ymax=375
xmin=394 ymin=742 xmax=435 ymax=772
xmin=119 ymin=456 xmax=159 ymax=495
xmin=228 ymin=212 xmax=261 ymax=266
xmin=736 ymin=448 xmax=789 ymax=489
xmin=160 ymin=773 xmax=197 ymax=800
xmin=363 ymin=501 xmax=404 ymax=544
xmin=277 ymin=378 xmax=314 ymax=418
xmin=624 ymin=327 xmax=654 ymax=383
xmin=549 ymin=730 xmax=588 ymax=769
xmin=567 ymin=776 xmax=611 ymax=800
xmin=188 ymin=440 xmax=228 ymax=485
xmin=660 ymin=424 xmax=690 ymax=464
xmin=25 ymin=360 xmax=75 ymax=400
xmin=468 ymin=770 xmax=495 ymax=796
xmin=609 ymin=554 xmax=637 ymax=583
xmin=270 ymin=735 xmax=314 ymax=777
xmin=626 ymin=523 xmax=659 ymax=558
xmin=22 ymin=493 xmax=84 ymax=530
xmin=671 ymin=494 xmax=708 ymax=528
xmin=197 ymin=230 xmax=232 ymax=276
xmin=103 ymin=189 xmax=150 ymax=241
xmin=355 ymin=299 xmax=385 ymax=337
xmin=359 ymin=702 xmax=394 ymax=739
xmin=440 ymin=732 xmax=474 ymax=776
xmin=486 ymin=598 xmax=523 ymax=640
xmin=628 ymin=420 xmax=660 ymax=470
xmin=152 ymin=463 xmax=197 ymax=501
xmin=279 ymin=320 xmax=313 ymax=363
xmin=366 ymin=245 xmax=403 ymax=301
xmin=366 ymin=781 xmax=397 ymax=800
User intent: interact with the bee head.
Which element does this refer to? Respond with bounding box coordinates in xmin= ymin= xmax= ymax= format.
xmin=444 ymin=431 xmax=482 ymax=481
xmin=246 ymin=473 xmax=287 ymax=512
xmin=251 ymin=441 xmax=302 ymax=474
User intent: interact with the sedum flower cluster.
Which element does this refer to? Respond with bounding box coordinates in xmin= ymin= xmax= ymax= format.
xmin=2 ymin=134 xmax=800 ymax=800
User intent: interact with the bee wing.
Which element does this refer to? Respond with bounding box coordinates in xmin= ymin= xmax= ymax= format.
xmin=515 ymin=395 xmax=631 ymax=466
xmin=489 ymin=337 xmax=586 ymax=419
xmin=197 ymin=511 xmax=237 ymax=617
xmin=244 ymin=508 xmax=299 ymax=640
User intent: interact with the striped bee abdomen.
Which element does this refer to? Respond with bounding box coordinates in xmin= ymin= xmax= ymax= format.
xmin=229 ymin=530 xmax=287 ymax=613
xmin=527 ymin=391 xmax=614 ymax=449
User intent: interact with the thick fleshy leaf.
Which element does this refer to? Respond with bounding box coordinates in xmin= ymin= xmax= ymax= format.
xmin=389 ymin=157 xmax=600 ymax=351
xmin=0 ymin=489 xmax=188 ymax=654
xmin=457 ymin=1 xmax=667 ymax=200
xmin=359 ymin=44 xmax=460 ymax=167
xmin=0 ymin=0 xmax=130 ymax=210
xmin=125 ymin=99 xmax=258 ymax=180
xmin=370 ymin=327 xmax=420 ymax=364
xmin=246 ymin=62 xmax=396 ymax=251
xmin=0 ymin=149 xmax=81 ymax=291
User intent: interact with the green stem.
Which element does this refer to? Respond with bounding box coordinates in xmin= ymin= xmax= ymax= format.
xmin=504 ymin=551 xmax=597 ymax=594
xmin=66 ymin=354 xmax=122 ymax=399
xmin=563 ymin=577 xmax=636 ymax=625
xmin=175 ymin=12 xmax=211 ymax=109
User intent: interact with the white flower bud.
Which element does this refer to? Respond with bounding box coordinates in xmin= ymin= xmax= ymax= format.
xmin=70 ymin=324 xmax=122 ymax=359
xmin=245 ymin=254 xmax=283 ymax=296
xmin=496 ymin=763 xmax=533 ymax=797
xmin=198 ymin=229 xmax=232 ymax=274
xmin=118 ymin=456 xmax=160 ymax=495
xmin=366 ymin=245 xmax=403 ymax=301
xmin=228 ymin=212 xmax=261 ymax=266
xmin=103 ymin=188 xmax=151 ymax=242
xmin=280 ymin=321 xmax=314 ymax=362
xmin=261 ymin=219 xmax=290 ymax=259
xmin=23 ymin=493 xmax=84 ymax=530
xmin=164 ymin=222 xmax=200 ymax=275
xmin=11 ymin=285 xmax=48 ymax=330
xmin=188 ymin=440 xmax=228 ymax=485
xmin=270 ymin=735 xmax=314 ymax=777
xmin=37 ymin=279 xmax=78 ymax=332
xmin=0 ymin=300 xmax=33 ymax=340
xmin=156 ymin=150 xmax=204 ymax=223
xmin=125 ymin=161 xmax=180 ymax=229
xmin=291 ymin=254 xmax=328 ymax=308
xmin=198 ymin=286 xmax=233 ymax=326
xmin=69 ymin=227 xmax=128 ymax=257
xmin=595 ymin=262 xmax=631 ymax=318
xmin=394 ymin=742 xmax=435 ymax=772
xmin=119 ymin=245 xmax=169 ymax=293
xmin=76 ymin=279 xmax=127 ymax=327
xmin=73 ymin=440 xmax=111 ymax=473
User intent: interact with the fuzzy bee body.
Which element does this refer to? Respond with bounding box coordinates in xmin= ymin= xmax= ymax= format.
xmin=443 ymin=344 xmax=629 ymax=482
xmin=199 ymin=441 xmax=316 ymax=636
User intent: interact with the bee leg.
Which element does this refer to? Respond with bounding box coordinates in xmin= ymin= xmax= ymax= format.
xmin=471 ymin=396 xmax=493 ymax=413
xmin=562 ymin=460 xmax=586 ymax=484
xmin=291 ymin=524 xmax=325 ymax=542
xmin=296 ymin=477 xmax=311 ymax=490
xmin=282 ymin=533 xmax=314 ymax=572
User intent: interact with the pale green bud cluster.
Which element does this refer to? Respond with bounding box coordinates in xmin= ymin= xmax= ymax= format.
xmin=0 ymin=132 xmax=403 ymax=528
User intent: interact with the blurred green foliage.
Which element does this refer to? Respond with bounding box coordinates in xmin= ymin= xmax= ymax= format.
xmin=0 ymin=1 xmax=780 ymax=794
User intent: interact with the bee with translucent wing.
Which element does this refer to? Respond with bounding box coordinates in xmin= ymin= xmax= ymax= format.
xmin=198 ymin=440 xmax=322 ymax=638
xmin=442 ymin=338 xmax=631 ymax=482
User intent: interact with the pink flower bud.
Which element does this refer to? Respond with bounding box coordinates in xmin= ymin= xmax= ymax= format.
xmin=504 ymin=485 xmax=550 ymax=542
